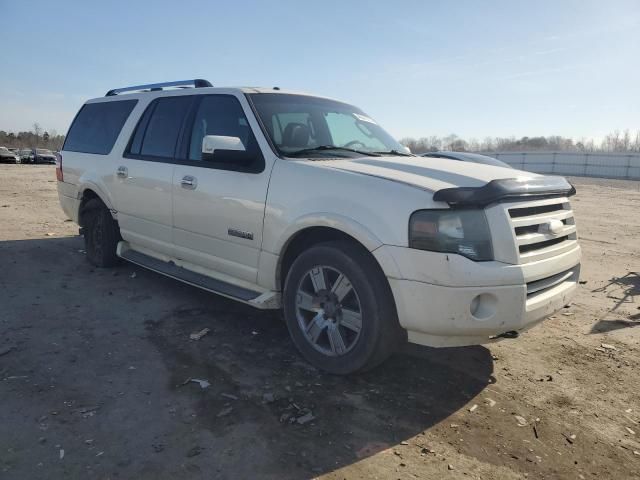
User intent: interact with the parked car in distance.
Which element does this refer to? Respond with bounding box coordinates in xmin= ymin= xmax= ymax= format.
xmin=57 ymin=79 xmax=581 ymax=374
xmin=31 ymin=148 xmax=57 ymax=164
xmin=17 ymin=149 xmax=34 ymax=163
xmin=0 ymin=146 xmax=21 ymax=163
xmin=422 ymin=151 xmax=512 ymax=168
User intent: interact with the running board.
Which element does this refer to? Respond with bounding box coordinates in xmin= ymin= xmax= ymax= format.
xmin=119 ymin=248 xmax=262 ymax=302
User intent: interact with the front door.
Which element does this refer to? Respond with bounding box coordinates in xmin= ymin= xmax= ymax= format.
xmin=172 ymin=94 xmax=272 ymax=284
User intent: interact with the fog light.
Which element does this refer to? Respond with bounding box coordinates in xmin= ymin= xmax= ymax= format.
xmin=470 ymin=293 xmax=497 ymax=320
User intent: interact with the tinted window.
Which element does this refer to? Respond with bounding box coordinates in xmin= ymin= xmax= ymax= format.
xmin=188 ymin=95 xmax=261 ymax=168
xmin=64 ymin=100 xmax=137 ymax=155
xmin=139 ymin=97 xmax=191 ymax=158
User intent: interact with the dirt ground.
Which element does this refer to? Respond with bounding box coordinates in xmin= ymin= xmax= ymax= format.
xmin=0 ymin=165 xmax=638 ymax=480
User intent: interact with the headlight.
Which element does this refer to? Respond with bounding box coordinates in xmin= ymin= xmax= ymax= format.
xmin=409 ymin=209 xmax=493 ymax=261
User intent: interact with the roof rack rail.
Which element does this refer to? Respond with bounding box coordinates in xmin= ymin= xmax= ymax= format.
xmin=105 ymin=79 xmax=213 ymax=97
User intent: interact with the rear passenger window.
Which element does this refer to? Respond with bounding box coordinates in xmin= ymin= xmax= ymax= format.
xmin=64 ymin=100 xmax=137 ymax=155
xmin=137 ymin=97 xmax=192 ymax=158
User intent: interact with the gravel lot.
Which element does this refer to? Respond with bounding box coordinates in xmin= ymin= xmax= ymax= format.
xmin=1 ymin=165 xmax=639 ymax=479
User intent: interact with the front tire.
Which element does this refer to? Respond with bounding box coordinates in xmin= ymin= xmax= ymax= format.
xmin=83 ymin=199 xmax=121 ymax=267
xmin=283 ymin=241 xmax=403 ymax=374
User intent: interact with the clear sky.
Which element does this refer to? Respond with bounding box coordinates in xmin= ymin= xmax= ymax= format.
xmin=1 ymin=0 xmax=639 ymax=141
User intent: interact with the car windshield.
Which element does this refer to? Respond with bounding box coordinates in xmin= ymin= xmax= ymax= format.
xmin=248 ymin=93 xmax=405 ymax=157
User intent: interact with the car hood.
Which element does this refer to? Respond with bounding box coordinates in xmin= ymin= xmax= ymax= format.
xmin=312 ymin=156 xmax=538 ymax=192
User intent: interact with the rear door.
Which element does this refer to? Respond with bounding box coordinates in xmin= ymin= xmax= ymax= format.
xmin=172 ymin=94 xmax=270 ymax=284
xmin=109 ymin=95 xmax=193 ymax=258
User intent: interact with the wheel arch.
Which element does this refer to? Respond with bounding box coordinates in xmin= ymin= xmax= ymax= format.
xmin=277 ymin=225 xmax=385 ymax=292
xmin=78 ymin=187 xmax=113 ymax=227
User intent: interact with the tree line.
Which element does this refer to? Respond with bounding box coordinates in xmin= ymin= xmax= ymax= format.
xmin=0 ymin=123 xmax=65 ymax=151
xmin=3 ymin=123 xmax=640 ymax=155
xmin=400 ymin=129 xmax=640 ymax=154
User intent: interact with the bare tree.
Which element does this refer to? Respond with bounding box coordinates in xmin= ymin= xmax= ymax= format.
xmin=32 ymin=123 xmax=43 ymax=139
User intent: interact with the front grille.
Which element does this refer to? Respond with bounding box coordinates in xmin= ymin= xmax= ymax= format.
xmin=508 ymin=198 xmax=578 ymax=263
xmin=527 ymin=267 xmax=579 ymax=298
xmin=519 ymin=235 xmax=569 ymax=254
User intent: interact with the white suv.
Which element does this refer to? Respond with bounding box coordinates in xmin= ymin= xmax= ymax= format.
xmin=57 ymin=79 xmax=581 ymax=374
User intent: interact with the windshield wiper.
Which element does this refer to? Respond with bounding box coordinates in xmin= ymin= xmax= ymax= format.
xmin=286 ymin=145 xmax=381 ymax=158
xmin=371 ymin=150 xmax=414 ymax=157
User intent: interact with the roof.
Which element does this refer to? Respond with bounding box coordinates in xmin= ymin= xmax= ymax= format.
xmin=87 ymin=80 xmax=339 ymax=104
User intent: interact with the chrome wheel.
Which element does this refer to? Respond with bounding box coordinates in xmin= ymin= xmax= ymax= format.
xmin=295 ymin=265 xmax=363 ymax=357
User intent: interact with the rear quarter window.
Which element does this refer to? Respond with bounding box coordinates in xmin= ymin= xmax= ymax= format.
xmin=63 ymin=100 xmax=137 ymax=155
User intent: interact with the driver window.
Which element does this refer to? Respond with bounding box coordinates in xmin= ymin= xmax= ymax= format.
xmin=188 ymin=96 xmax=256 ymax=161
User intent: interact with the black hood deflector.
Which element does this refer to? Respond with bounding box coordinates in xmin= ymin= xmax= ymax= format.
xmin=433 ymin=176 xmax=576 ymax=208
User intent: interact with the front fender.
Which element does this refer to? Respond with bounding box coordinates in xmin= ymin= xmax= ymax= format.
xmin=273 ymin=212 xmax=384 ymax=255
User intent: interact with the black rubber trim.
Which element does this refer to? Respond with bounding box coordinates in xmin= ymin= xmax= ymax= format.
xmin=432 ymin=176 xmax=576 ymax=207
xmin=120 ymin=249 xmax=260 ymax=301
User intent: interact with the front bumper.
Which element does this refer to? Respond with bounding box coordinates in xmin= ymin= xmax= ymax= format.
xmin=374 ymin=244 xmax=581 ymax=347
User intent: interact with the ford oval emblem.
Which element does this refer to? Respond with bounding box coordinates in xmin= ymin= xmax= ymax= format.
xmin=539 ymin=219 xmax=564 ymax=235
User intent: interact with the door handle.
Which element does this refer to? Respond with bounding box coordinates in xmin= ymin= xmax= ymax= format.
xmin=181 ymin=175 xmax=197 ymax=190
xmin=116 ymin=166 xmax=128 ymax=178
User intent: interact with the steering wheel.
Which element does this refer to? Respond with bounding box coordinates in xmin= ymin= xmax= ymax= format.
xmin=343 ymin=140 xmax=367 ymax=149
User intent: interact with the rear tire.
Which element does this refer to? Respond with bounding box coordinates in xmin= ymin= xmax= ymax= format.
xmin=283 ymin=240 xmax=403 ymax=375
xmin=83 ymin=199 xmax=121 ymax=267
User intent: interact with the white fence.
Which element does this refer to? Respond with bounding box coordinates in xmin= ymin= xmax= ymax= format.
xmin=481 ymin=152 xmax=640 ymax=180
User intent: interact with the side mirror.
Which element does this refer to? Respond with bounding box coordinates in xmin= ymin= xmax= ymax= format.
xmin=202 ymin=135 xmax=249 ymax=163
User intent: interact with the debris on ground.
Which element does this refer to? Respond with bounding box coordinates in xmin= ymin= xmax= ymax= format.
xmin=600 ymin=343 xmax=617 ymax=351
xmin=189 ymin=328 xmax=210 ymax=341
xmin=469 ymin=404 xmax=478 ymax=412
xmin=279 ymin=412 xmax=292 ymax=423
xmin=186 ymin=446 xmax=203 ymax=457
xmin=59 ymin=449 xmax=64 ymax=460
xmin=77 ymin=406 xmax=99 ymax=418
xmin=562 ymin=433 xmax=576 ymax=444
xmin=185 ymin=378 xmax=210 ymax=389
xmin=296 ymin=412 xmax=315 ymax=425
xmin=130 ymin=272 xmax=137 ymax=279
xmin=262 ymin=392 xmax=275 ymax=403
xmin=448 ymin=464 xmax=454 ymax=471
xmin=0 ymin=346 xmax=14 ymax=357
xmin=514 ymin=415 xmax=528 ymax=427
xmin=217 ymin=407 xmax=233 ymax=418
xmin=485 ymin=398 xmax=496 ymax=407
xmin=221 ymin=393 xmax=238 ymax=401
xmin=625 ymin=427 xmax=636 ymax=435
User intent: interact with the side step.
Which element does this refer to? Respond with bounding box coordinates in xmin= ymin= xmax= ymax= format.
xmin=120 ymin=248 xmax=261 ymax=302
